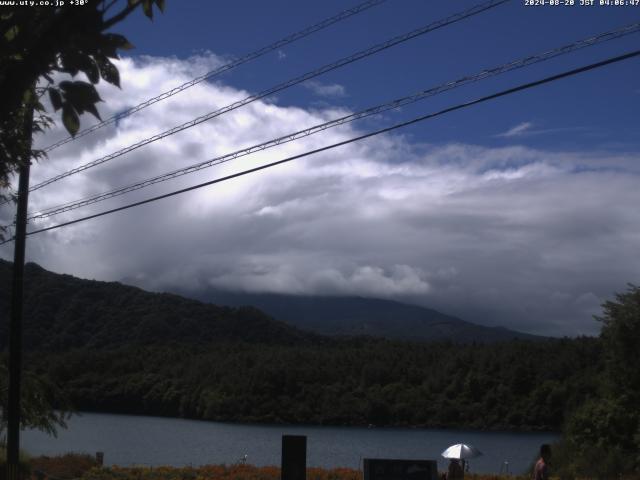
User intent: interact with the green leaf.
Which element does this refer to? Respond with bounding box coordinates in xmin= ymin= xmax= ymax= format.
xmin=86 ymin=62 xmax=100 ymax=84
xmin=82 ymin=103 xmax=101 ymax=121
xmin=60 ymin=52 xmax=80 ymax=77
xmin=70 ymin=81 xmax=102 ymax=104
xmin=100 ymin=33 xmax=134 ymax=59
xmin=59 ymin=81 xmax=103 ymax=120
xmin=121 ymin=39 xmax=135 ymax=50
xmin=23 ymin=89 xmax=34 ymax=104
xmin=60 ymin=51 xmax=102 ymax=79
xmin=103 ymin=33 xmax=134 ymax=51
xmin=60 ymin=81 xmax=102 ymax=103
xmin=97 ymin=37 xmax=120 ymax=59
xmin=58 ymin=80 xmax=73 ymax=92
xmin=142 ymin=0 xmax=153 ymax=19
xmin=96 ymin=56 xmax=120 ymax=88
xmin=61 ymin=104 xmax=80 ymax=136
xmin=4 ymin=24 xmax=18 ymax=42
xmin=155 ymin=0 xmax=165 ymax=12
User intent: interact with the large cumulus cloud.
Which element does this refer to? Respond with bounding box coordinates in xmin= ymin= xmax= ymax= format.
xmin=2 ymin=53 xmax=639 ymax=337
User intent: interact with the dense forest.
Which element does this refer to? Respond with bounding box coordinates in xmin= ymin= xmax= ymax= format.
xmin=26 ymin=338 xmax=601 ymax=431
xmin=0 ymin=261 xmax=313 ymax=351
xmin=0 ymin=260 xmax=603 ymax=431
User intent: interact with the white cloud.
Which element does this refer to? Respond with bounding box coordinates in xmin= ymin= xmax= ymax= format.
xmin=202 ymin=262 xmax=430 ymax=298
xmin=303 ymin=80 xmax=347 ymax=98
xmin=3 ymin=53 xmax=640 ymax=337
xmin=497 ymin=121 xmax=534 ymax=138
xmin=495 ymin=122 xmax=593 ymax=139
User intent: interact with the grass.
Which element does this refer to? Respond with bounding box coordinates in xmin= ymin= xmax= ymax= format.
xmin=18 ymin=455 xmax=530 ymax=480
xmin=20 ymin=454 xmax=640 ymax=480
xmin=30 ymin=453 xmax=100 ymax=479
xmin=74 ymin=465 xmax=530 ymax=480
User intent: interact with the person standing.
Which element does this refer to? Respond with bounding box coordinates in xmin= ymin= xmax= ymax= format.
xmin=447 ymin=459 xmax=464 ymax=480
xmin=533 ymin=444 xmax=551 ymax=480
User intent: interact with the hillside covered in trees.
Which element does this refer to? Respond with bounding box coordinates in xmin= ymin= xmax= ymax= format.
xmin=185 ymin=290 xmax=542 ymax=343
xmin=0 ymin=260 xmax=604 ymax=432
xmin=0 ymin=261 xmax=313 ymax=350
xmin=30 ymin=338 xmax=600 ymax=431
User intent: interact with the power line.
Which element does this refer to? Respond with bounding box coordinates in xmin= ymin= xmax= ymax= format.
xmin=28 ymin=0 xmax=510 ymax=193
xmin=1 ymin=48 xmax=635 ymax=245
xmin=25 ymin=22 xmax=640 ymax=222
xmin=40 ymin=0 xmax=388 ymax=153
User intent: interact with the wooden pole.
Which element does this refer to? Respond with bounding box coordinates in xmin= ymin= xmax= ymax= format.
xmin=6 ymin=97 xmax=34 ymax=480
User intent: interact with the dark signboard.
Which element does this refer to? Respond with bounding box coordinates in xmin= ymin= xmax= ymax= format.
xmin=363 ymin=459 xmax=439 ymax=480
xmin=282 ymin=435 xmax=307 ymax=480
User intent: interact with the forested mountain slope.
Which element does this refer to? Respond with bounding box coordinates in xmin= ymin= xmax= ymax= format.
xmin=0 ymin=260 xmax=313 ymax=351
xmin=191 ymin=290 xmax=542 ymax=343
xmin=0 ymin=260 xmax=602 ymax=431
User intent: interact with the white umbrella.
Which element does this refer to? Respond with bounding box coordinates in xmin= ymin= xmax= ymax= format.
xmin=441 ymin=443 xmax=483 ymax=460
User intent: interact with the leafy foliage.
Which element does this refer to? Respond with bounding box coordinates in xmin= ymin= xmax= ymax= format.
xmin=554 ymin=284 xmax=640 ymax=479
xmin=597 ymin=284 xmax=640 ymax=405
xmin=0 ymin=357 xmax=70 ymax=437
xmin=0 ymin=0 xmax=165 ymax=203
xmin=0 ymin=0 xmax=165 ymax=444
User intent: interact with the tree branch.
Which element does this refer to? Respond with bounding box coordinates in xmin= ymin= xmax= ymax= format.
xmin=102 ymin=0 xmax=120 ymax=14
xmin=102 ymin=3 xmax=138 ymax=30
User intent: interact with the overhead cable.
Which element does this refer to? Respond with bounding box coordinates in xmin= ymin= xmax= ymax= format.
xmin=25 ymin=22 xmax=640 ymax=221
xmin=28 ymin=0 xmax=510 ymax=193
xmin=0 ymin=48 xmax=634 ymax=245
xmin=41 ymin=0 xmax=388 ymax=153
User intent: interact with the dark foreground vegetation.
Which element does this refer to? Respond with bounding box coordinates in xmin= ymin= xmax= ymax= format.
xmin=0 ymin=453 xmax=533 ymax=480
xmin=6 ymin=453 xmax=640 ymax=480
xmin=1 ymin=262 xmax=639 ymax=477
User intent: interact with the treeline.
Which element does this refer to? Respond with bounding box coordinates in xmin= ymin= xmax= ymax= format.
xmin=0 ymin=260 xmax=314 ymax=351
xmin=0 ymin=260 xmax=606 ymax=431
xmin=27 ymin=336 xmax=601 ymax=431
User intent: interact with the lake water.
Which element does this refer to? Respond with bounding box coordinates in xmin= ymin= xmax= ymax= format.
xmin=22 ymin=412 xmax=559 ymax=475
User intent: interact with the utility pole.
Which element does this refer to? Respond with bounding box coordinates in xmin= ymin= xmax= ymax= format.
xmin=6 ymin=96 xmax=34 ymax=480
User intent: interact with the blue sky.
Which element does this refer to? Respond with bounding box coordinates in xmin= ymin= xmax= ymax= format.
xmin=2 ymin=0 xmax=639 ymax=337
xmin=117 ymin=0 xmax=640 ymax=151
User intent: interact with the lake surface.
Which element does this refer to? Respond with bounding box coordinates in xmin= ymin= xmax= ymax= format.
xmin=22 ymin=412 xmax=559 ymax=475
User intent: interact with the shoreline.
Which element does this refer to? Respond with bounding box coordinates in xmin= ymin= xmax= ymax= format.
xmin=23 ymin=412 xmax=557 ymax=475
xmin=68 ymin=409 xmax=561 ymax=435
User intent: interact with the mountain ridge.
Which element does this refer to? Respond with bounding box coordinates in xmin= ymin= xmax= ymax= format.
xmin=183 ymin=289 xmax=543 ymax=343
xmin=0 ymin=259 xmax=541 ymax=347
xmin=0 ymin=260 xmax=314 ymax=351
